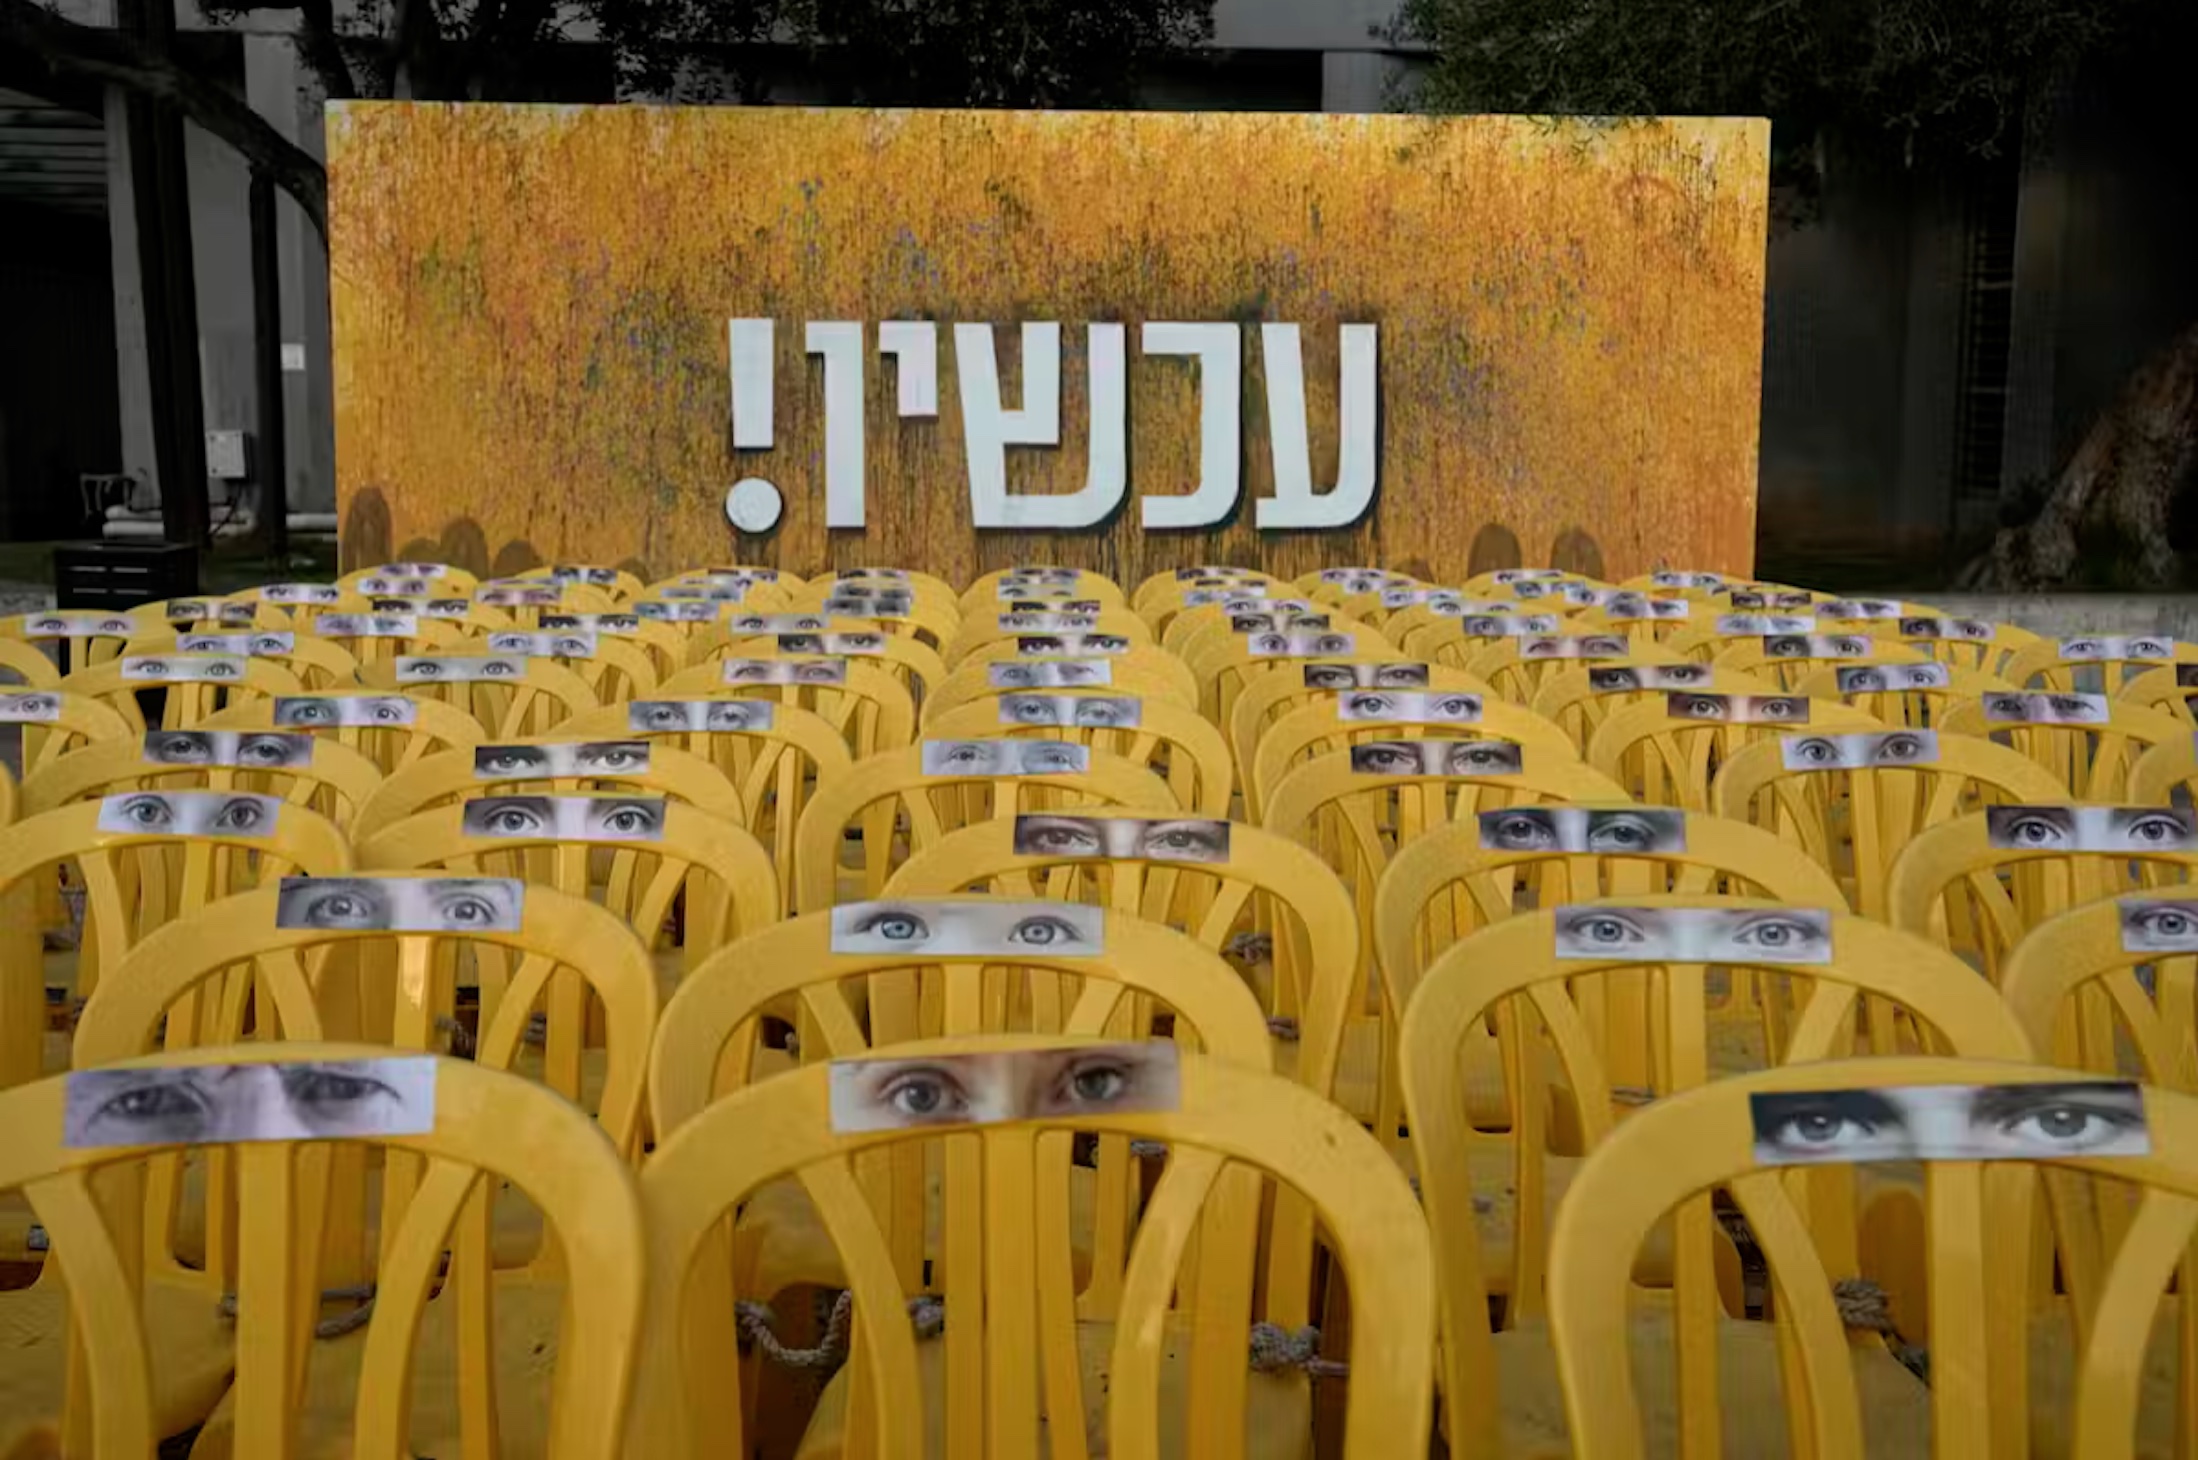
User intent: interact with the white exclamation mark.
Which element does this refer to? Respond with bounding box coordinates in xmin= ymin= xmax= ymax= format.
xmin=726 ymin=318 xmax=782 ymax=532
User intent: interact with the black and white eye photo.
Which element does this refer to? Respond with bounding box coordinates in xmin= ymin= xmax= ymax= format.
xmin=1587 ymin=668 xmax=1642 ymax=693
xmin=375 ymin=562 xmax=447 ymax=580
xmin=1336 ymin=689 xmax=1483 ymax=724
xmin=416 ymin=599 xmax=469 ymax=619
xmin=1246 ymin=631 xmax=1356 ymax=658
xmin=396 ymin=655 xmax=526 ymax=683
xmin=827 ymin=1042 xmax=1179 ymax=1133
xmin=1981 ymin=692 xmax=2109 ymax=725
xmin=1349 ymin=738 xmax=1522 ymax=777
xmin=166 ymin=600 xmax=209 ymax=621
xmin=122 ymin=655 xmax=246 ymax=683
xmin=1521 ymin=636 xmax=1627 ymax=660
xmin=720 ymin=657 xmax=849 ymax=686
xmin=476 ymin=587 xmax=558 ymax=607
xmin=272 ymin=695 xmax=417 ymax=728
xmin=1749 ymin=1080 xmax=2147 ymax=1167
xmin=922 ymin=739 xmax=1089 ymax=776
xmin=1780 ymin=730 xmax=1939 ymax=772
xmin=1478 ymin=807 xmax=1685 ymax=853
xmin=97 ymin=791 xmax=282 ymax=837
xmin=1986 ymin=805 xmax=2196 ymax=852
xmin=1552 ymin=904 xmax=1831 ymax=964
xmin=1018 ymin=634 xmax=1129 ymax=657
xmin=826 ymin=595 xmax=914 ymax=619
xmin=64 ymin=1056 xmax=438 ymax=1149
xmin=262 ymin=584 xmax=340 ymax=604
xmin=142 ymin=730 xmax=313 ymax=770
xmin=829 ymin=898 xmax=1104 ymax=958
xmin=1665 ymin=692 xmax=1810 ymax=724
xmin=999 ymin=612 xmax=1097 ymax=633
xmin=990 ymin=659 xmax=1111 ymax=689
xmin=1012 ymin=813 xmax=1231 ymax=863
xmin=549 ymin=566 xmax=619 ymax=586
xmin=627 ymin=700 xmax=708 ymax=733
xmin=0 ymin=691 xmax=60 ymax=723
xmin=2119 ymin=896 xmax=2198 ymax=954
xmin=276 ymin=874 xmax=523 ymax=933
xmin=1764 ymin=634 xmax=1868 ymax=659
xmin=461 ymin=794 xmax=667 ymax=842
xmin=473 ymin=740 xmax=650 ymax=780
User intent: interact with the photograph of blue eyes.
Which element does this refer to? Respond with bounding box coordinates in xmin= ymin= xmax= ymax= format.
xmin=64 ymin=1057 xmax=437 ymax=1150
xmin=829 ymin=899 xmax=1106 ymax=957
xmin=920 ymin=740 xmax=1090 ymax=777
xmin=1750 ymin=1081 xmax=2147 ymax=1166
xmin=96 ymin=791 xmax=282 ymax=838
xmin=459 ymin=795 xmax=667 ymax=842
xmin=1552 ymin=905 xmax=1831 ymax=963
xmin=271 ymin=695 xmax=417 ymax=728
xmin=277 ymin=875 xmax=524 ymax=933
xmin=826 ymin=1042 xmax=1181 ymax=1135
xmin=989 ymin=660 xmax=1111 ymax=689
xmin=1985 ymin=805 xmax=2197 ymax=853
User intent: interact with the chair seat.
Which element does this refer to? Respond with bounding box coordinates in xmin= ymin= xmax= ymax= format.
xmin=2027 ymin=1296 xmax=2179 ymax=1460
xmin=1491 ymin=1304 xmax=1931 ymax=1457
xmin=0 ymin=1273 xmax=237 ymax=1453
xmin=795 ymin=1315 xmax=1312 ymax=1460
xmin=190 ymin=1271 xmax=563 ymax=1460
xmin=1444 ymin=1145 xmax=1675 ymax=1295
xmin=1293 ymin=1020 xmax=1527 ymax=1132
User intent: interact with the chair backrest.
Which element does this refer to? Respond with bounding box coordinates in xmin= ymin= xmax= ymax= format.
xmin=20 ymin=731 xmax=384 ymax=829
xmin=968 ymin=568 xmax=1128 ymax=615
xmin=0 ymin=1044 xmax=641 ymax=1459
xmin=662 ymin=652 xmax=919 ymax=756
xmin=1189 ymin=626 xmax=1396 ymax=729
xmin=1939 ymin=692 xmax=2185 ymax=799
xmin=358 ymin=798 xmax=779 ymax=980
xmin=712 ymin=626 xmax=951 ymax=704
xmin=1791 ymin=660 xmax=2016 ymax=728
xmin=122 ymin=628 xmax=366 ymax=691
xmin=457 ymin=629 xmax=665 ymax=703
xmin=0 ymin=687 xmax=139 ymax=778
xmin=198 ymin=689 xmax=487 ymax=776
xmin=1544 ymin=1057 xmax=2192 ymax=1460
xmin=631 ymin=1039 xmax=1434 ymax=1460
xmin=1248 ymin=695 xmax=1579 ymax=823
xmin=1999 ymin=634 xmax=2195 ymax=693
xmin=2 ymin=610 xmax=144 ymax=673
xmin=1885 ymin=807 xmax=2198 ymax=981
xmin=2001 ymin=892 xmax=2198 ymax=1092
xmin=1709 ymin=729 xmax=2069 ymax=917
xmin=792 ymin=744 xmax=1178 ymax=911
xmin=349 ymin=739 xmax=743 ymax=844
xmin=1586 ymin=694 xmax=1883 ymax=811
xmin=924 ymin=694 xmax=1235 ymax=816
xmin=791 ymin=582 xmax=962 ymax=652
xmin=947 ymin=605 xmax=1153 ymax=666
xmin=1461 ymin=631 xmax=1667 ymax=702
xmin=357 ymin=653 xmax=598 ymax=738
xmin=60 ymin=653 xmax=306 ymax=730
xmin=0 ymin=637 xmax=61 ymax=690
xmin=1527 ymin=663 xmax=1773 ymax=755
xmin=957 ymin=639 xmax=1199 ymax=705
xmin=1708 ymin=634 xmax=1924 ymax=691
xmin=924 ymin=653 xmax=1198 ymax=728
xmin=1225 ymin=656 xmax=1485 ymax=783
xmin=2128 ymin=728 xmax=2198 ymax=804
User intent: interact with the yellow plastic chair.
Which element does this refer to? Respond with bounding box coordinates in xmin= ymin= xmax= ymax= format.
xmin=357 ymin=653 xmax=598 ymax=739
xmin=1131 ymin=566 xmax=1278 ymax=613
xmin=967 ymin=567 xmax=1129 ymax=615
xmin=349 ymin=739 xmax=743 ymax=844
xmin=1247 ymin=696 xmax=1581 ymax=825
xmin=1710 ymin=729 xmax=2067 ymax=918
xmin=340 ymin=561 xmax=482 ymax=593
xmin=136 ymin=598 xmax=288 ymax=635
xmin=659 ymin=654 xmax=918 ymax=759
xmin=925 ymin=654 xmax=1199 ymax=728
xmin=957 ymin=639 xmax=1199 ymax=709
xmin=59 ymin=654 xmax=306 ymax=731
xmin=2129 ymin=731 xmax=2198 ymax=805
xmin=790 ymin=584 xmax=962 ymax=654
xmin=359 ymin=796 xmax=779 ymax=984
xmin=633 ymin=1036 xmax=1434 ymax=1460
xmin=1890 ymin=615 xmax=2039 ymax=676
xmin=234 ymin=584 xmax=376 ymax=620
xmin=512 ymin=563 xmax=647 ymax=601
xmin=0 ymin=637 xmax=61 ymax=690
xmin=1190 ymin=627 xmax=1398 ymax=735
xmin=1544 ymin=1057 xmax=2189 ymax=1460
xmin=1999 ymin=634 xmax=2197 ymax=694
xmin=451 ymin=628 xmax=663 ymax=703
xmin=1229 ymin=659 xmax=1494 ymax=801
xmin=118 ymin=628 xmax=365 ymax=692
xmin=0 ymin=1044 xmax=640 ymax=1459
xmin=792 ymin=745 xmax=1177 ymax=911
xmin=924 ymin=695 xmax=1235 ymax=817
xmin=197 ymin=689 xmax=486 ymax=777
xmin=1462 ymin=632 xmax=1671 ymax=703
xmin=947 ymin=605 xmax=1154 ymax=667
xmin=1 ymin=610 xmax=144 ymax=673
xmin=1162 ymin=600 xmax=1358 ymax=662
xmin=1529 ymin=664 xmax=1775 ymax=757
xmin=1710 ymin=635 xmax=1926 ymax=692
xmin=20 ymin=733 xmax=383 ymax=831
xmin=1940 ymin=693 xmax=2185 ymax=800
xmin=1587 ymin=694 xmax=1883 ymax=811
xmin=1792 ymin=660 xmax=2017 ymax=728
xmin=0 ymin=687 xmax=140 ymax=778
xmin=294 ymin=611 xmax=464 ymax=674
xmin=705 ymin=626 xmax=952 ymax=705
xmin=1405 ymin=908 xmax=2028 ymax=1455
xmin=1885 ymin=806 xmax=2198 ymax=983
xmin=2112 ymin=663 xmax=2198 ymax=728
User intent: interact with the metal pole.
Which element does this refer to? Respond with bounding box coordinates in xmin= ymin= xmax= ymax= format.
xmin=250 ymin=171 xmax=288 ymax=559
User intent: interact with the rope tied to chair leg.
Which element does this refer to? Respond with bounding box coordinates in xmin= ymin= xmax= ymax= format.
xmin=1264 ymin=1015 xmax=1300 ymax=1041
xmin=1833 ymin=1278 xmax=1929 ymax=1382
xmin=1249 ymin=1323 xmax=1350 ymax=1379
xmin=735 ymin=1293 xmax=948 ymax=1371
xmin=218 ymin=1284 xmax=377 ymax=1340
xmin=1128 ymin=1139 xmax=1169 ymax=1161
xmin=1224 ymin=931 xmax=1273 ymax=965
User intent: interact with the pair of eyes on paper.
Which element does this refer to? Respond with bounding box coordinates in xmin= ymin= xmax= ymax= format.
xmin=1479 ymin=810 xmax=1683 ymax=854
xmin=275 ymin=877 xmax=522 ymax=932
xmin=1305 ymin=666 xmax=1429 ymax=689
xmin=1783 ymin=732 xmax=1935 ymax=768
xmin=102 ymin=793 xmax=277 ymax=835
xmin=830 ymin=1046 xmax=1175 ymax=1132
xmin=1751 ymin=1083 xmax=2146 ymax=1164
xmin=926 ymin=742 xmax=1087 ymax=774
xmin=474 ymin=743 xmax=648 ymax=777
xmin=125 ymin=658 xmax=243 ymax=680
xmin=64 ymin=1061 xmax=426 ymax=1149
xmin=144 ymin=733 xmax=310 ymax=768
xmin=724 ymin=662 xmax=847 ymax=684
xmin=273 ymin=697 xmax=414 ymax=726
xmin=1553 ymin=907 xmax=1830 ymax=962
xmin=1352 ymin=740 xmax=1522 ymax=776
xmin=999 ymin=697 xmax=1139 ymax=728
xmin=463 ymin=797 xmax=665 ymax=839
xmin=1982 ymin=694 xmax=2108 ymax=723
xmin=832 ymin=903 xmax=1099 ymax=954
xmin=629 ymin=702 xmax=772 ymax=732
xmin=1988 ymin=808 xmax=2195 ymax=851
xmin=1012 ymin=817 xmax=1228 ymax=861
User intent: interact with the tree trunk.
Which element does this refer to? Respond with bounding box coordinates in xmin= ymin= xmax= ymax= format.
xmin=1957 ymin=318 xmax=2198 ymax=590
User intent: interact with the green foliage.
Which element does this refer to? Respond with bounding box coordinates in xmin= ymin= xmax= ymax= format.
xmin=1390 ymin=0 xmax=2170 ymax=186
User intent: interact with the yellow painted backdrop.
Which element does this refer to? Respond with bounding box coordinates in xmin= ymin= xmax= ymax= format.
xmin=328 ymin=103 xmax=1769 ymax=584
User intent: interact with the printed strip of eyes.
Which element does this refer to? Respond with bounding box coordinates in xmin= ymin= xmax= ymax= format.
xmin=473 ymin=740 xmax=650 ymax=779
xmin=165 ymin=601 xmax=259 ymax=624
xmin=1896 ymin=617 xmax=1996 ymax=641
xmin=121 ymin=655 xmax=247 ymax=683
xmin=1175 ymin=565 xmax=1257 ymax=580
xmin=475 ymin=587 xmax=560 ymax=607
xmin=1815 ymin=599 xmax=1904 ymax=620
xmin=2058 ymin=635 xmax=2175 ymax=662
xmin=1749 ymin=1081 xmax=2147 ymax=1166
xmin=827 ymin=1042 xmax=1182 ymax=1134
xmin=776 ymin=633 xmax=888 ymax=656
xmin=356 ymin=577 xmax=436 ymax=596
xmin=830 ymin=898 xmax=1105 ymax=956
xmin=1519 ymin=635 xmax=1629 ymax=660
xmin=1015 ymin=635 xmax=1130 ymax=656
xmin=699 ymin=566 xmax=780 ymax=582
xmin=370 ymin=598 xmax=473 ymax=619
xmin=312 ymin=614 xmax=418 ymax=639
xmin=0 ymin=691 xmax=59 ymax=722
xmin=460 ymin=794 xmax=668 ymax=842
xmin=1479 ymin=807 xmax=1687 ymax=854
xmin=822 ymin=594 xmax=914 ymax=619
xmin=1727 ymin=591 xmax=1814 ymax=610
xmin=721 ymin=657 xmax=851 ymax=686
xmin=1457 ymin=614 xmax=1559 ymax=637
xmin=1762 ymin=634 xmax=1871 ymax=659
xmin=988 ymin=659 xmax=1112 ymax=689
xmin=636 ymin=601 xmax=722 ymax=622
xmin=394 ymin=656 xmax=526 ymax=683
xmin=1713 ymin=614 xmax=1817 ymax=636
xmin=1184 ymin=587 xmax=1264 ymax=606
xmin=1001 ymin=582 xmax=1086 ymax=601
xmin=731 ymin=614 xmax=830 ymax=633
xmin=1781 ymin=730 xmax=1939 ymax=771
xmin=1834 ymin=663 xmax=1951 ymax=693
xmin=142 ymin=730 xmax=315 ymax=769
xmin=548 ymin=566 xmax=619 ymax=586
xmin=920 ymin=740 xmax=1091 ymax=776
xmin=24 ymin=613 xmax=137 ymax=638
xmin=1665 ymin=692 xmax=1811 ymax=723
xmin=996 ymin=694 xmax=1143 ymax=729
xmin=277 ymin=875 xmax=525 ymax=932
xmin=97 ymin=791 xmax=282 ymax=837
xmin=1322 ymin=573 xmax=1403 ymax=596
xmin=1985 ymin=805 xmax=2198 ymax=852
xmin=1011 ymin=814 xmax=1231 ymax=863
xmin=259 ymin=584 xmax=342 ymax=604
xmin=1348 ymin=739 xmax=1523 ymax=776
xmin=1302 ymin=661 xmax=1430 ymax=689
xmin=1586 ymin=665 xmax=1712 ymax=692
xmin=63 ymin=1057 xmax=439 ymax=1150
xmin=1650 ymin=571 xmax=1728 ymax=589
xmin=271 ymin=695 xmax=418 ymax=728
xmin=997 ymin=613 xmax=1098 ymax=632
xmin=1335 ymin=689 xmax=1482 ymax=723
xmin=1604 ymin=598 xmax=1691 ymax=621
xmin=369 ymin=562 xmax=449 ymax=579
xmin=488 ymin=631 xmax=600 ymax=659
xmin=1228 ymin=612 xmax=1332 ymax=633
xmin=177 ymin=632 xmax=296 ymax=656
xmin=1493 ymin=568 xmax=1570 ymax=584
xmin=1244 ymin=632 xmax=1358 ymax=658
xmin=660 ymin=583 xmax=748 ymax=603
xmin=1980 ymin=692 xmax=2110 ymax=725
xmin=1000 ymin=598 xmax=1099 ymax=614
xmin=1553 ymin=904 xmax=1832 ymax=963
xmin=837 ymin=567 xmax=909 ymax=581
xmin=626 ymin=699 xmax=775 ymax=733
xmin=2120 ymin=896 xmax=2198 ymax=953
